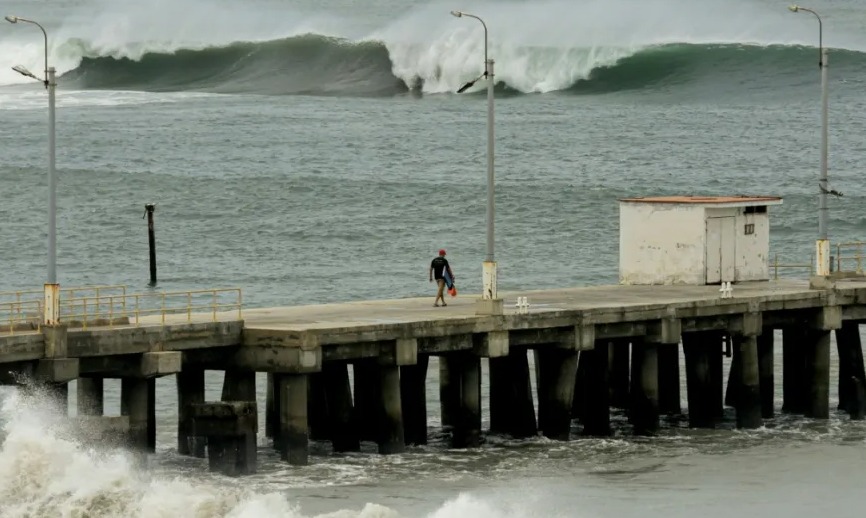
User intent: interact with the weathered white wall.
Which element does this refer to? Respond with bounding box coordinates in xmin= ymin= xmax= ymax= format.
xmin=706 ymin=208 xmax=771 ymax=281
xmin=619 ymin=203 xmax=707 ymax=284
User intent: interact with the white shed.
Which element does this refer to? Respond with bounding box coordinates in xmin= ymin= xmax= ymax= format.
xmin=619 ymin=195 xmax=783 ymax=285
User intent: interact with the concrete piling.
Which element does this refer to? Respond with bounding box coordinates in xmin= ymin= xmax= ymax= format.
xmin=657 ymin=343 xmax=681 ymax=415
xmin=782 ymin=327 xmax=807 ymax=413
xmin=572 ymin=353 xmax=588 ymax=422
xmin=582 ymin=344 xmax=610 ymax=436
xmin=734 ymin=335 xmax=762 ymax=429
xmin=177 ymin=368 xmax=206 ymax=457
xmin=307 ymin=373 xmax=329 ymax=441
xmin=125 ymin=378 xmax=150 ymax=452
xmin=401 ymin=355 xmax=429 ymax=446
xmin=439 ymin=357 xmax=459 ymax=429
xmin=191 ymin=401 xmax=257 ymax=476
xmin=77 ymin=377 xmax=104 ymax=416
xmin=278 ymin=373 xmax=309 ymax=465
xmin=708 ymin=334 xmax=724 ymax=419
xmin=535 ymin=348 xmax=579 ymax=441
xmin=324 ymin=362 xmax=360 ymax=452
xmin=682 ymin=332 xmax=715 ymax=428
xmin=378 ymin=364 xmax=405 ymax=454
xmin=630 ymin=341 xmax=659 ymax=435
xmin=835 ymin=322 xmax=866 ymax=419
xmin=609 ymin=340 xmax=630 ymax=409
xmin=452 ymin=354 xmax=481 ymax=448
xmin=725 ymin=341 xmax=741 ymax=409
xmin=266 ymin=373 xmax=276 ymax=439
xmin=147 ymin=378 xmax=156 ymax=452
xmin=489 ymin=351 xmax=536 ymax=438
xmin=805 ymin=329 xmax=831 ymax=419
xmin=353 ymin=360 xmax=382 ymax=442
xmin=757 ymin=331 xmax=774 ymax=419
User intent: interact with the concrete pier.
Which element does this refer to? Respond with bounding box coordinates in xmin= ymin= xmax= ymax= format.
xmin=2 ymin=278 xmax=865 ymax=471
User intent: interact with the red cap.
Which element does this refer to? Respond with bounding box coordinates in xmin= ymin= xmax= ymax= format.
xmin=439 ymin=249 xmax=446 ymax=256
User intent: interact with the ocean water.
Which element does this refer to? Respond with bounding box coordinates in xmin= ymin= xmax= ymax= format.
xmin=1 ymin=0 xmax=866 ymax=516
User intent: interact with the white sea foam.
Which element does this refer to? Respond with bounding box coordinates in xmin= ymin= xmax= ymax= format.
xmin=0 ymin=388 xmax=560 ymax=518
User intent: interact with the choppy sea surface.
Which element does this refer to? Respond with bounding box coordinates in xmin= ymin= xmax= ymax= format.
xmin=1 ymin=0 xmax=865 ymax=516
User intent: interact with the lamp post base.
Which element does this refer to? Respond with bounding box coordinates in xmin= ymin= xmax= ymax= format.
xmin=477 ymin=261 xmax=502 ymax=315
xmin=815 ymin=239 xmax=831 ymax=277
xmin=44 ymin=283 xmax=60 ymax=326
xmin=475 ymin=298 xmax=504 ymax=316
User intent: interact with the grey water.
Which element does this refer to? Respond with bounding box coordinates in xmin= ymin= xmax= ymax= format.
xmin=1 ymin=0 xmax=866 ymax=516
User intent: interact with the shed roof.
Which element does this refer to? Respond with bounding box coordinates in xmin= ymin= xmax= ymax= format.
xmin=619 ymin=195 xmax=782 ymax=207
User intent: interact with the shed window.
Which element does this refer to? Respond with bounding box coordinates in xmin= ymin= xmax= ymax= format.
xmin=744 ymin=206 xmax=767 ymax=214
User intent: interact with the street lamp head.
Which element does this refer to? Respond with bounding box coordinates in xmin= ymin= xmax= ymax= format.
xmin=450 ymin=10 xmax=463 ymax=17
xmin=788 ymin=5 xmax=800 ymax=12
xmin=4 ymin=15 xmax=19 ymax=23
xmin=11 ymin=64 xmax=38 ymax=80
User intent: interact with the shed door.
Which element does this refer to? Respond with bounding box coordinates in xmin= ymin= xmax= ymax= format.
xmin=706 ymin=216 xmax=736 ymax=284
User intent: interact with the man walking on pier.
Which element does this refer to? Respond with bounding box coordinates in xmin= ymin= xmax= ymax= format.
xmin=429 ymin=249 xmax=455 ymax=307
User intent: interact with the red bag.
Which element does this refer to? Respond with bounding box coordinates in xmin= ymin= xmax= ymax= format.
xmin=448 ymin=286 xmax=457 ymax=297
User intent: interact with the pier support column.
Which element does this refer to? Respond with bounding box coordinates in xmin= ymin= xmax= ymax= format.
xmin=278 ymin=373 xmax=308 ymax=465
xmin=126 ymin=378 xmax=151 ymax=453
xmin=609 ymin=340 xmax=630 ymax=409
xmin=836 ymin=322 xmax=866 ymax=419
xmin=452 ymin=354 xmax=482 ymax=448
xmin=709 ymin=335 xmax=725 ymax=419
xmin=582 ymin=343 xmax=610 ymax=436
xmin=733 ymin=335 xmax=762 ymax=429
xmin=324 ymin=362 xmax=360 ymax=451
xmin=177 ymin=368 xmax=206 ymax=457
xmin=572 ymin=353 xmax=588 ymax=422
xmin=630 ymin=340 xmax=659 ymax=435
xmin=401 ymin=355 xmax=429 ymax=446
xmin=378 ymin=364 xmax=405 ymax=454
xmin=758 ymin=331 xmax=775 ymax=419
xmin=266 ymin=373 xmax=276 ymax=439
xmin=489 ymin=351 xmax=537 ymax=438
xmin=535 ymin=347 xmax=579 ymax=440
xmin=221 ymin=370 xmax=256 ymax=465
xmin=806 ymin=329 xmax=831 ymax=419
xmin=77 ymin=378 xmax=103 ymax=416
xmin=658 ymin=343 xmax=681 ymax=415
xmin=307 ymin=373 xmax=329 ymax=441
xmin=439 ymin=356 xmax=459 ymax=429
xmin=683 ymin=332 xmax=715 ymax=428
xmin=782 ymin=327 xmax=807 ymax=414
xmin=353 ymin=360 xmax=382 ymax=442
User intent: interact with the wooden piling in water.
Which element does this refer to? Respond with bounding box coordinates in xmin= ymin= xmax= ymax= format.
xmin=378 ymin=364 xmax=405 ymax=454
xmin=734 ymin=335 xmax=762 ymax=429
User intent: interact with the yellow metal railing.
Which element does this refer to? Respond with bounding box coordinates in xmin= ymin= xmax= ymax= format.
xmin=771 ymin=253 xmax=814 ymax=280
xmin=60 ymin=288 xmax=243 ymax=329
xmin=835 ymin=241 xmax=866 ymax=274
xmin=0 ymin=300 xmax=44 ymax=335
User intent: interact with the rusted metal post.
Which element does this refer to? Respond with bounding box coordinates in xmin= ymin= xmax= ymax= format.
xmin=144 ymin=204 xmax=157 ymax=286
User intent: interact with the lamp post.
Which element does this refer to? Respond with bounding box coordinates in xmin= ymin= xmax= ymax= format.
xmin=788 ymin=5 xmax=830 ymax=276
xmin=450 ymin=10 xmax=502 ymax=314
xmin=6 ymin=15 xmax=60 ymax=324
